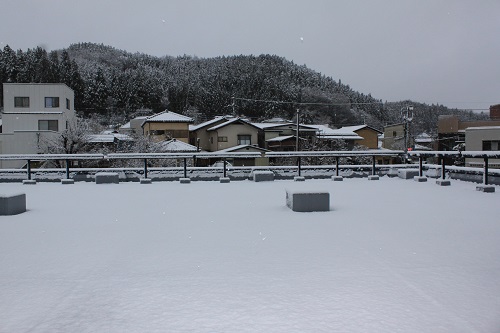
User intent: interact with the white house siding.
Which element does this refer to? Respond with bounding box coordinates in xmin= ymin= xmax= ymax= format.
xmin=465 ymin=127 xmax=500 ymax=168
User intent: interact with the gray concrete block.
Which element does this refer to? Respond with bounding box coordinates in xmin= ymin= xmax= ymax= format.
xmin=436 ymin=179 xmax=451 ymax=186
xmin=61 ymin=179 xmax=74 ymax=185
xmin=95 ymin=172 xmax=119 ymax=184
xmin=220 ymin=177 xmax=230 ymax=183
xmin=179 ymin=178 xmax=191 ymax=184
xmin=253 ymin=171 xmax=274 ymax=182
xmin=386 ymin=168 xmax=399 ymax=178
xmin=413 ymin=176 xmax=428 ymax=182
xmin=331 ymin=176 xmax=343 ymax=181
xmin=0 ymin=193 xmax=26 ymax=215
xmin=286 ymin=189 xmax=330 ymax=212
xmin=294 ymin=176 xmax=305 ymax=182
xmin=398 ymin=169 xmax=420 ymax=179
xmin=22 ymin=180 xmax=36 ymax=185
xmin=368 ymin=175 xmax=379 ymax=181
xmin=140 ymin=178 xmax=152 ymax=184
xmin=476 ymin=185 xmax=495 ymax=193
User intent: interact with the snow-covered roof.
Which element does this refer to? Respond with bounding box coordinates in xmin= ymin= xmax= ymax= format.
xmin=216 ymin=144 xmax=269 ymax=153
xmin=465 ymin=126 xmax=500 ymax=131
xmin=155 ymin=139 xmax=199 ymax=152
xmin=266 ymin=135 xmax=295 ymax=142
xmin=415 ymin=132 xmax=433 ymax=143
xmin=190 ymin=116 xmax=232 ymax=131
xmin=144 ymin=111 xmax=193 ymax=123
xmin=337 ymin=124 xmax=382 ymax=134
xmin=252 ymin=122 xmax=317 ymax=131
xmin=119 ymin=121 xmax=131 ymax=129
xmin=87 ymin=133 xmax=133 ymax=143
xmin=307 ymin=124 xmax=363 ymax=140
xmin=207 ymin=118 xmax=260 ymax=131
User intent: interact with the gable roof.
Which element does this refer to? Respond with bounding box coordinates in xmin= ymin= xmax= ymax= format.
xmin=207 ymin=117 xmax=261 ymax=131
xmin=143 ymin=110 xmax=193 ymax=124
xmin=155 ymin=139 xmax=199 ymax=152
xmin=252 ymin=122 xmax=318 ymax=131
xmin=189 ymin=116 xmax=233 ymax=131
xmin=339 ymin=125 xmax=382 ymax=134
xmin=216 ymin=144 xmax=270 ymax=153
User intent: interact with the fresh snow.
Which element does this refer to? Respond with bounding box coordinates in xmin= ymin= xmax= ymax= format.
xmin=0 ymin=178 xmax=499 ymax=332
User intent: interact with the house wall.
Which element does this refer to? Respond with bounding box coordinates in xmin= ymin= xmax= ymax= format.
xmin=209 ymin=124 xmax=260 ymax=151
xmin=0 ymin=131 xmax=59 ymax=168
xmin=383 ymin=124 xmax=405 ymax=149
xmin=2 ymin=83 xmax=76 ymax=133
xmin=354 ymin=128 xmax=379 ymax=149
xmin=465 ymin=127 xmax=500 ymax=168
xmin=143 ymin=122 xmax=190 ymax=143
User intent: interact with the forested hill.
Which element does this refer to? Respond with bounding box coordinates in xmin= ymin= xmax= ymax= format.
xmin=0 ymin=42 xmax=485 ymax=134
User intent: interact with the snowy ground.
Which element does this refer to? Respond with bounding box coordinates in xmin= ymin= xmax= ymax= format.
xmin=0 ymin=178 xmax=499 ymax=332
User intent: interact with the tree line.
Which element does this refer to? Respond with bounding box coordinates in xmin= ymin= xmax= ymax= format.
xmin=1 ymin=42 xmax=486 ymax=135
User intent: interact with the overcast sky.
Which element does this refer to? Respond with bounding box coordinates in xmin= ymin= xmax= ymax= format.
xmin=1 ymin=0 xmax=499 ymax=110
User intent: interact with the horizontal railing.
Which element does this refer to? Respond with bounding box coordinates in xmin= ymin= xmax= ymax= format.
xmin=0 ymin=150 xmax=498 ymax=184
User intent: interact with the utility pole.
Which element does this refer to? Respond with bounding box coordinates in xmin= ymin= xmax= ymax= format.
xmin=401 ymin=105 xmax=414 ymax=162
xmin=296 ymin=109 xmax=300 ymax=151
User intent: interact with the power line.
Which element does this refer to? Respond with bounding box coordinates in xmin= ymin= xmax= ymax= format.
xmin=233 ymin=97 xmax=382 ymax=107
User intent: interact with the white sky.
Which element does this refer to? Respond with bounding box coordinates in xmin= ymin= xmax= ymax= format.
xmin=1 ymin=0 xmax=499 ymax=110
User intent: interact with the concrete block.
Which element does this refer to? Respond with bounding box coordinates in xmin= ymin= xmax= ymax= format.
xmin=95 ymin=172 xmax=119 ymax=184
xmin=140 ymin=178 xmax=152 ymax=184
xmin=253 ymin=171 xmax=274 ymax=182
xmin=0 ymin=193 xmax=26 ymax=215
xmin=436 ymin=179 xmax=451 ymax=186
xmin=179 ymin=178 xmax=191 ymax=184
xmin=61 ymin=179 xmax=74 ymax=185
xmin=331 ymin=176 xmax=343 ymax=181
xmin=294 ymin=176 xmax=305 ymax=182
xmin=220 ymin=177 xmax=230 ymax=183
xmin=386 ymin=168 xmax=399 ymax=178
xmin=398 ymin=169 xmax=420 ymax=179
xmin=413 ymin=176 xmax=428 ymax=182
xmin=476 ymin=185 xmax=495 ymax=193
xmin=22 ymin=180 xmax=36 ymax=185
xmin=368 ymin=175 xmax=379 ymax=181
xmin=286 ymin=189 xmax=330 ymax=212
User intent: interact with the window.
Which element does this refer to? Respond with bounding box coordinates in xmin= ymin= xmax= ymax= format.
xmin=38 ymin=120 xmax=58 ymax=131
xmin=45 ymin=97 xmax=60 ymax=108
xmin=66 ymin=98 xmax=70 ymax=110
xmin=218 ymin=136 xmax=228 ymax=142
xmin=150 ymin=130 xmax=166 ymax=135
xmin=238 ymin=135 xmax=251 ymax=145
xmin=483 ymin=140 xmax=499 ymax=151
xmin=392 ymin=131 xmax=397 ymax=137
xmin=14 ymin=97 xmax=29 ymax=108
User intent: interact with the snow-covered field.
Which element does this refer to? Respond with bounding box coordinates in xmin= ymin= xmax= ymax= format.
xmin=0 ymin=177 xmax=499 ymax=332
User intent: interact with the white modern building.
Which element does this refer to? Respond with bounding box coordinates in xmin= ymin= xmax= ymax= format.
xmin=0 ymin=83 xmax=77 ymax=168
xmin=465 ymin=126 xmax=500 ymax=168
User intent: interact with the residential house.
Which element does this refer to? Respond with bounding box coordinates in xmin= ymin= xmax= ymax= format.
xmin=189 ymin=116 xmax=234 ymax=151
xmin=464 ymin=126 xmax=500 ymax=168
xmin=202 ymin=117 xmax=262 ymax=152
xmin=382 ymin=123 xmax=406 ymax=150
xmin=142 ymin=110 xmax=193 ymax=143
xmin=0 ymin=83 xmax=76 ymax=168
xmin=252 ymin=122 xmax=318 ymax=149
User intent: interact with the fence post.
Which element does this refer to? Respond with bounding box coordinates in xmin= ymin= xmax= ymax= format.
xmin=419 ymin=156 xmax=423 ymax=177
xmin=65 ymin=159 xmax=71 ymax=179
xmin=143 ymin=158 xmax=148 ymax=179
xmin=371 ymin=156 xmax=376 ymax=176
xmin=27 ymin=159 xmax=31 ymax=180
xmin=223 ymin=158 xmax=227 ymax=178
xmin=183 ymin=158 xmax=187 ymax=178
xmin=298 ymin=156 xmax=302 ymax=177
xmin=335 ymin=156 xmax=339 ymax=176
xmin=484 ymin=156 xmax=489 ymax=185
xmin=441 ymin=156 xmax=446 ymax=179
